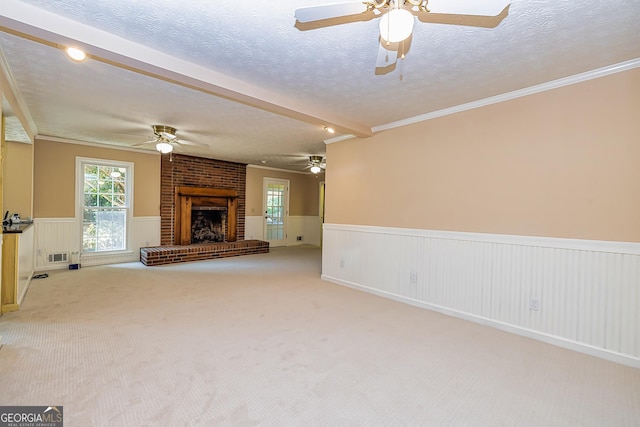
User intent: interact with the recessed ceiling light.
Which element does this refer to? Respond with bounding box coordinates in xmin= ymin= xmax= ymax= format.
xmin=66 ymin=47 xmax=86 ymax=62
xmin=324 ymin=126 xmax=335 ymax=134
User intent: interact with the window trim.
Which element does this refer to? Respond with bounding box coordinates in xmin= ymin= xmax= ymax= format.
xmin=76 ymin=156 xmax=134 ymax=257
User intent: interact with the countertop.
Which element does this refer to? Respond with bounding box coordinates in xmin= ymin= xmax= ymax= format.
xmin=2 ymin=221 xmax=34 ymax=234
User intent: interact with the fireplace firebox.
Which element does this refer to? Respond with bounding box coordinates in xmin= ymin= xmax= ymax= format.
xmin=174 ymin=186 xmax=238 ymax=245
xmin=191 ymin=207 xmax=227 ymax=243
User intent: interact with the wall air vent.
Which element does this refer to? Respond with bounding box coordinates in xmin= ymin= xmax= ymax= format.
xmin=48 ymin=252 xmax=68 ymax=263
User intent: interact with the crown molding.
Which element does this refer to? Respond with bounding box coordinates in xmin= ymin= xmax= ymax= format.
xmin=325 ymin=58 xmax=640 ymax=144
xmin=247 ymin=163 xmax=320 ymax=175
xmin=324 ymin=134 xmax=356 ymax=145
xmin=372 ymin=58 xmax=640 ymax=134
xmin=35 ymin=134 xmax=160 ymax=155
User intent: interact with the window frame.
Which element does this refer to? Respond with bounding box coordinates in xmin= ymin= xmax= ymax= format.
xmin=76 ymin=156 xmax=134 ymax=257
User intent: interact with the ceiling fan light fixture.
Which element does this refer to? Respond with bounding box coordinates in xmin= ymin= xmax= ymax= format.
xmin=379 ymin=8 xmax=414 ymax=43
xmin=309 ymin=155 xmax=325 ymax=174
xmin=156 ymin=141 xmax=174 ymax=154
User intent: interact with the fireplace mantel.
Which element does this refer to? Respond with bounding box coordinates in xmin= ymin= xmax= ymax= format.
xmin=174 ymin=186 xmax=238 ymax=245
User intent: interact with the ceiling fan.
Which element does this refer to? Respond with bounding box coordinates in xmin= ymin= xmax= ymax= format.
xmin=295 ymin=0 xmax=511 ymax=69
xmin=308 ymin=155 xmax=326 ymax=174
xmin=134 ymin=125 xmax=208 ymax=154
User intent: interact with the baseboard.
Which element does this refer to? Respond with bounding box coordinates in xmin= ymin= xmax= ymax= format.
xmin=80 ymin=251 xmax=138 ymax=267
xmin=321 ymin=274 xmax=640 ymax=369
xmin=35 ymin=264 xmax=69 ymax=272
xmin=0 ymin=303 xmax=20 ymax=313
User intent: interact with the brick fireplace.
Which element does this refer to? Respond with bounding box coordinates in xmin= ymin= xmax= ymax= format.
xmin=160 ymin=154 xmax=246 ymax=245
xmin=140 ymin=154 xmax=268 ymax=266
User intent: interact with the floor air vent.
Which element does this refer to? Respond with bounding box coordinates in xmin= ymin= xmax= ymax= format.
xmin=48 ymin=252 xmax=68 ymax=263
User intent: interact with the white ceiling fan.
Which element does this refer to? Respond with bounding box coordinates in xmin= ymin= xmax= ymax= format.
xmin=295 ymin=0 xmax=511 ymax=69
xmin=134 ymin=125 xmax=209 ymax=154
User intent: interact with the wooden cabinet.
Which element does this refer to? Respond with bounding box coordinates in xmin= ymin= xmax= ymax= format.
xmin=1 ymin=223 xmax=34 ymax=313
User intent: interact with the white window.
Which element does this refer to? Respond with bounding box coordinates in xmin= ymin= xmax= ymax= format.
xmin=77 ymin=157 xmax=133 ymax=254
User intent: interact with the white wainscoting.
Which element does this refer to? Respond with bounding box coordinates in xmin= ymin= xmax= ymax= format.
xmin=321 ymin=224 xmax=640 ymax=367
xmin=33 ymin=218 xmax=77 ymax=270
xmin=244 ymin=216 xmax=264 ymax=241
xmin=245 ymin=215 xmax=322 ymax=246
xmin=33 ymin=216 xmax=161 ymax=270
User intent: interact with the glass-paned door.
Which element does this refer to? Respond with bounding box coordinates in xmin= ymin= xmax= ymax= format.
xmin=263 ymin=178 xmax=289 ymax=247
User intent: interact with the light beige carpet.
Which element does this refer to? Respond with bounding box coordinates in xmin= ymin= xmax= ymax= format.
xmin=0 ymin=245 xmax=638 ymax=426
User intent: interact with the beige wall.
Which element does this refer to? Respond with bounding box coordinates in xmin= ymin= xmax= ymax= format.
xmin=326 ymin=68 xmax=640 ymax=243
xmin=0 ymin=116 xmax=4 ymax=224
xmin=246 ymin=166 xmax=323 ymax=217
xmin=33 ymin=138 xmax=160 ymax=218
xmin=4 ymin=141 xmax=33 ymax=219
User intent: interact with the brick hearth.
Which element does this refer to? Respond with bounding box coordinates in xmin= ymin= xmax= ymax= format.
xmin=140 ymin=240 xmax=269 ymax=266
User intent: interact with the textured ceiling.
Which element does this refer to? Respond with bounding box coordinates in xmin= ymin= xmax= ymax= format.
xmin=0 ymin=0 xmax=639 ymax=171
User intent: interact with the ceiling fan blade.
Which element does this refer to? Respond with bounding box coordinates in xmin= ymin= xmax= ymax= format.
xmin=426 ymin=0 xmax=510 ymax=16
xmin=294 ymin=2 xmax=369 ymax=23
xmin=176 ymin=139 xmax=209 ymax=148
xmin=376 ymin=40 xmax=398 ymax=68
xmin=131 ymin=139 xmax=158 ymax=147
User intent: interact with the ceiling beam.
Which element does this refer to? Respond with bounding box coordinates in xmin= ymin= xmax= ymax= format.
xmin=0 ymin=45 xmax=37 ymax=142
xmin=0 ymin=0 xmax=373 ymax=138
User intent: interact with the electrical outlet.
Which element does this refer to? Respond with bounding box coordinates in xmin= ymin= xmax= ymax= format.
xmin=339 ymin=259 xmax=345 ymax=268
xmin=410 ymin=271 xmax=418 ymax=284
xmin=296 ymin=236 xmax=303 ymax=241
xmin=529 ymin=297 xmax=540 ymax=311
